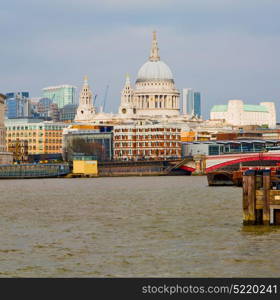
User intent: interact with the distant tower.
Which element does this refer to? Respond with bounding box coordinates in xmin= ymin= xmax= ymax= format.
xmin=149 ymin=30 xmax=160 ymax=62
xmin=182 ymin=88 xmax=201 ymax=117
xmin=119 ymin=74 xmax=135 ymax=116
xmin=75 ymin=76 xmax=96 ymax=122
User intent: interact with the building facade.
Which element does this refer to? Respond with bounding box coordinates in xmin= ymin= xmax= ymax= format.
xmin=36 ymin=98 xmax=59 ymax=121
xmin=59 ymin=104 xmax=78 ymax=122
xmin=0 ymin=94 xmax=7 ymax=152
xmin=63 ymin=124 xmax=113 ymax=161
xmin=5 ymin=119 xmax=68 ymax=155
xmin=182 ymin=140 xmax=280 ymax=157
xmin=7 ymin=140 xmax=29 ymax=162
xmin=5 ymin=92 xmax=31 ymax=119
xmin=118 ymin=32 xmax=180 ymax=117
xmin=182 ymin=88 xmax=201 ymax=117
xmin=42 ymin=85 xmax=76 ymax=108
xmin=0 ymin=94 xmax=13 ymax=164
xmin=211 ymin=100 xmax=276 ymax=128
xmin=113 ymin=123 xmax=181 ymax=160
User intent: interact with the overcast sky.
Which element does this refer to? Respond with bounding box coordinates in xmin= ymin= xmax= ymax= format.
xmin=1 ymin=0 xmax=280 ymax=119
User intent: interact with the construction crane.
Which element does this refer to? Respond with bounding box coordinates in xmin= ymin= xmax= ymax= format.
xmin=102 ymin=85 xmax=109 ymax=112
xmin=93 ymin=94 xmax=98 ymax=106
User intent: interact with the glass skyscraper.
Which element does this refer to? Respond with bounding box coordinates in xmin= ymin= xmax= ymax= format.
xmin=182 ymin=88 xmax=201 ymax=117
xmin=42 ymin=85 xmax=76 ymax=109
xmin=194 ymin=92 xmax=201 ymax=117
xmin=5 ymin=92 xmax=31 ymax=119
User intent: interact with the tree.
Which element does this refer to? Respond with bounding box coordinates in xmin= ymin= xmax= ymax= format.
xmin=66 ymin=137 xmax=106 ymax=161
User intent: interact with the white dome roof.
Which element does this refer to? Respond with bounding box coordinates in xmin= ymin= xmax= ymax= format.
xmin=137 ymin=60 xmax=173 ymax=81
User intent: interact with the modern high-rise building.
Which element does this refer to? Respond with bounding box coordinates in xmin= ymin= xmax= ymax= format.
xmin=42 ymin=85 xmax=77 ymax=109
xmin=6 ymin=92 xmax=29 ymax=99
xmin=59 ymin=104 xmax=78 ymax=122
xmin=194 ymin=92 xmax=201 ymax=117
xmin=182 ymin=88 xmax=201 ymax=117
xmin=5 ymin=91 xmax=31 ymax=119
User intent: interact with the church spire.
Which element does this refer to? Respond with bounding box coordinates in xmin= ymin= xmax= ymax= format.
xmin=125 ymin=73 xmax=131 ymax=86
xmin=149 ymin=31 xmax=160 ymax=62
xmin=83 ymin=75 xmax=89 ymax=86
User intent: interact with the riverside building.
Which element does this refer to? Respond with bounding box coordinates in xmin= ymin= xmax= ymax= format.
xmin=0 ymin=94 xmax=6 ymax=152
xmin=210 ymin=100 xmax=276 ymax=128
xmin=62 ymin=124 xmax=113 ymax=162
xmin=5 ymin=119 xmax=68 ymax=155
xmin=113 ymin=122 xmax=181 ymax=160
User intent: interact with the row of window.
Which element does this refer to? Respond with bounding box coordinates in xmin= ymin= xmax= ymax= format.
xmin=114 ymin=149 xmax=180 ymax=156
xmin=114 ymin=128 xmax=181 ymax=133
xmin=115 ymin=135 xmax=179 ymax=140
xmin=7 ymin=131 xmax=62 ymax=137
xmin=115 ymin=142 xmax=180 ymax=148
xmin=7 ymin=125 xmax=65 ymax=131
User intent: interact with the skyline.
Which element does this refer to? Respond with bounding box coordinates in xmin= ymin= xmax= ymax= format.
xmin=1 ymin=0 xmax=280 ymax=119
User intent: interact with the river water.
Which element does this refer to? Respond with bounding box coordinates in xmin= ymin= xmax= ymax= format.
xmin=0 ymin=176 xmax=280 ymax=277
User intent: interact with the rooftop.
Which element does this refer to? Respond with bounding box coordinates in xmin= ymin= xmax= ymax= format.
xmin=211 ymin=104 xmax=269 ymax=113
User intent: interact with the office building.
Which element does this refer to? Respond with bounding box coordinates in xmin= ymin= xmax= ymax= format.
xmin=59 ymin=104 xmax=78 ymax=123
xmin=182 ymin=88 xmax=201 ymax=117
xmin=37 ymin=98 xmax=59 ymax=121
xmin=42 ymin=85 xmax=76 ymax=109
xmin=6 ymin=92 xmax=29 ymax=99
xmin=5 ymin=91 xmax=31 ymax=119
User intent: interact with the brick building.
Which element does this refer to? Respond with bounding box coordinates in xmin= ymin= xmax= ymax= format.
xmin=113 ymin=123 xmax=181 ymax=160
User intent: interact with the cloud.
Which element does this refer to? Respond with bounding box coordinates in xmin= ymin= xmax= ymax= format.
xmin=1 ymin=0 xmax=280 ymax=119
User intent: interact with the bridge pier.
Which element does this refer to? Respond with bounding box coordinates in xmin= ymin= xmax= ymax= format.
xmin=243 ymin=169 xmax=280 ymax=225
xmin=192 ymin=155 xmax=206 ymax=175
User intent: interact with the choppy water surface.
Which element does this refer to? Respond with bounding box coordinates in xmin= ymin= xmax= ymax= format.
xmin=0 ymin=176 xmax=280 ymax=277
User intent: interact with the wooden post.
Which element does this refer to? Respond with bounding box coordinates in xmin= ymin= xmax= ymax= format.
xmin=248 ymin=171 xmax=256 ymax=225
xmin=263 ymin=169 xmax=271 ymax=225
xmin=243 ymin=171 xmax=249 ymax=224
xmin=243 ymin=170 xmax=256 ymax=225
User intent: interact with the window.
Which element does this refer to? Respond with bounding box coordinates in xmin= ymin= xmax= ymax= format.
xmin=209 ymin=145 xmax=220 ymax=156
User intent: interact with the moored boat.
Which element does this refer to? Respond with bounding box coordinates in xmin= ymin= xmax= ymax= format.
xmin=0 ymin=163 xmax=70 ymax=179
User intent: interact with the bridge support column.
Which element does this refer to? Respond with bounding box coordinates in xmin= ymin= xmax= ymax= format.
xmin=193 ymin=155 xmax=206 ymax=175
